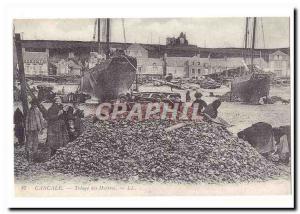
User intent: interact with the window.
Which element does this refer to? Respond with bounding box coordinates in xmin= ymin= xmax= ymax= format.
xmin=191 ymin=69 xmax=195 ymax=74
xmin=25 ymin=65 xmax=30 ymax=73
xmin=198 ymin=69 xmax=201 ymax=74
xmin=39 ymin=65 xmax=43 ymax=74
xmin=275 ymin=61 xmax=282 ymax=69
xmin=152 ymin=63 xmax=158 ymax=71
xmin=198 ymin=62 xmax=200 ymax=66
xmin=137 ymin=51 xmax=142 ymax=57
xmin=138 ymin=66 xmax=142 ymax=72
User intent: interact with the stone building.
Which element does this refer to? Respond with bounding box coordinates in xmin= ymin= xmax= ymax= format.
xmin=137 ymin=58 xmax=163 ymax=75
xmin=125 ymin=44 xmax=148 ymax=58
xmin=165 ymin=57 xmax=189 ymax=78
xmin=166 ymin=32 xmax=189 ymax=46
xmin=23 ymin=49 xmax=49 ymax=75
xmin=188 ymin=55 xmax=210 ymax=78
xmin=269 ymin=50 xmax=290 ymax=77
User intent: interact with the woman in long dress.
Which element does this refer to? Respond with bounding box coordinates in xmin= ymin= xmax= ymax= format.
xmin=46 ymin=96 xmax=69 ymax=156
xmin=25 ymin=99 xmax=46 ymax=162
xmin=14 ymin=108 xmax=25 ymax=146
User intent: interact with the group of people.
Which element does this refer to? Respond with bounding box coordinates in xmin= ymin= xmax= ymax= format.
xmin=14 ymin=97 xmax=84 ymax=162
xmin=116 ymin=90 xmax=222 ymax=121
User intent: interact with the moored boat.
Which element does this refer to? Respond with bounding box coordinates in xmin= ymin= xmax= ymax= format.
xmin=230 ymin=17 xmax=270 ymax=104
xmin=80 ymin=55 xmax=137 ymax=102
xmin=80 ymin=18 xmax=137 ymax=102
xmin=231 ymin=72 xmax=270 ymax=104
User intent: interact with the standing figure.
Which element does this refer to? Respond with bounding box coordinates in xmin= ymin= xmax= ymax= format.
xmin=14 ymin=108 xmax=25 ymax=146
xmin=64 ymin=104 xmax=84 ymax=141
xmin=185 ymin=90 xmax=191 ymax=102
xmin=192 ymin=92 xmax=207 ymax=115
xmin=273 ymin=126 xmax=291 ymax=164
xmin=73 ymin=102 xmax=84 ymax=119
xmin=165 ymin=73 xmax=173 ymax=91
xmin=46 ymin=96 xmax=69 ymax=156
xmin=25 ymin=99 xmax=46 ymax=162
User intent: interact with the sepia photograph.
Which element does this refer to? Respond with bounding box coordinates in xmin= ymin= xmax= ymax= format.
xmin=10 ymin=14 xmax=294 ymax=207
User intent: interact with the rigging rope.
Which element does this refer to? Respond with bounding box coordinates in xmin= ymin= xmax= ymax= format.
xmin=93 ymin=19 xmax=97 ymax=41
xmin=121 ymin=55 xmax=137 ymax=70
xmin=122 ymin=18 xmax=126 ymax=43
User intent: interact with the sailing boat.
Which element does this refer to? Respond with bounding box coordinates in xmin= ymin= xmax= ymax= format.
xmin=80 ymin=18 xmax=137 ymax=102
xmin=230 ymin=17 xmax=271 ymax=104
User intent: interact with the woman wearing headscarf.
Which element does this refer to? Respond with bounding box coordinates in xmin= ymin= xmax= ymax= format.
xmin=273 ymin=126 xmax=291 ymax=164
xmin=25 ymin=99 xmax=46 ymax=161
xmin=46 ymin=96 xmax=69 ymax=156
xmin=62 ymin=105 xmax=83 ymax=142
xmin=14 ymin=108 xmax=25 ymax=146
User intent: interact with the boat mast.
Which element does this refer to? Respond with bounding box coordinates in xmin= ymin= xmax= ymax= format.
xmin=106 ymin=18 xmax=110 ymax=59
xmin=97 ymin=18 xmax=101 ymax=55
xmin=122 ymin=18 xmax=126 ymax=43
xmin=250 ymin=17 xmax=257 ymax=73
xmin=244 ymin=17 xmax=249 ymax=61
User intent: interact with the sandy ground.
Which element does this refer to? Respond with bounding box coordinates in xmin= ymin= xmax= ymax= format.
xmin=14 ymin=83 xmax=292 ymax=197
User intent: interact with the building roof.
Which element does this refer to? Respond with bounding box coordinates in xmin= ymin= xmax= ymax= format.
xmin=137 ymin=58 xmax=163 ymax=66
xmin=188 ymin=56 xmax=210 ymax=64
xmin=127 ymin=43 xmax=147 ymax=52
xmin=269 ymin=50 xmax=289 ymax=56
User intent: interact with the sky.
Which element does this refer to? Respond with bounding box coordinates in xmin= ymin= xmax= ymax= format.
xmin=13 ymin=17 xmax=290 ymax=48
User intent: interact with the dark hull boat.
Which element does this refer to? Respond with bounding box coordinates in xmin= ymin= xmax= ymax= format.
xmin=231 ymin=72 xmax=271 ymax=104
xmin=80 ymin=55 xmax=137 ymax=102
xmin=230 ymin=17 xmax=271 ymax=104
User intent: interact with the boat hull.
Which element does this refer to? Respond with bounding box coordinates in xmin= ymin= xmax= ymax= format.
xmin=81 ymin=56 xmax=137 ymax=102
xmin=231 ymin=73 xmax=271 ymax=104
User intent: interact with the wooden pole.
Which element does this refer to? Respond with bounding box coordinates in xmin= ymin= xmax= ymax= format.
xmin=244 ymin=17 xmax=249 ymax=61
xmin=106 ymin=18 xmax=110 ymax=59
xmin=97 ymin=18 xmax=101 ymax=55
xmin=15 ymin=33 xmax=29 ymax=117
xmin=250 ymin=17 xmax=257 ymax=73
xmin=122 ymin=18 xmax=126 ymax=43
xmin=244 ymin=17 xmax=249 ymax=49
